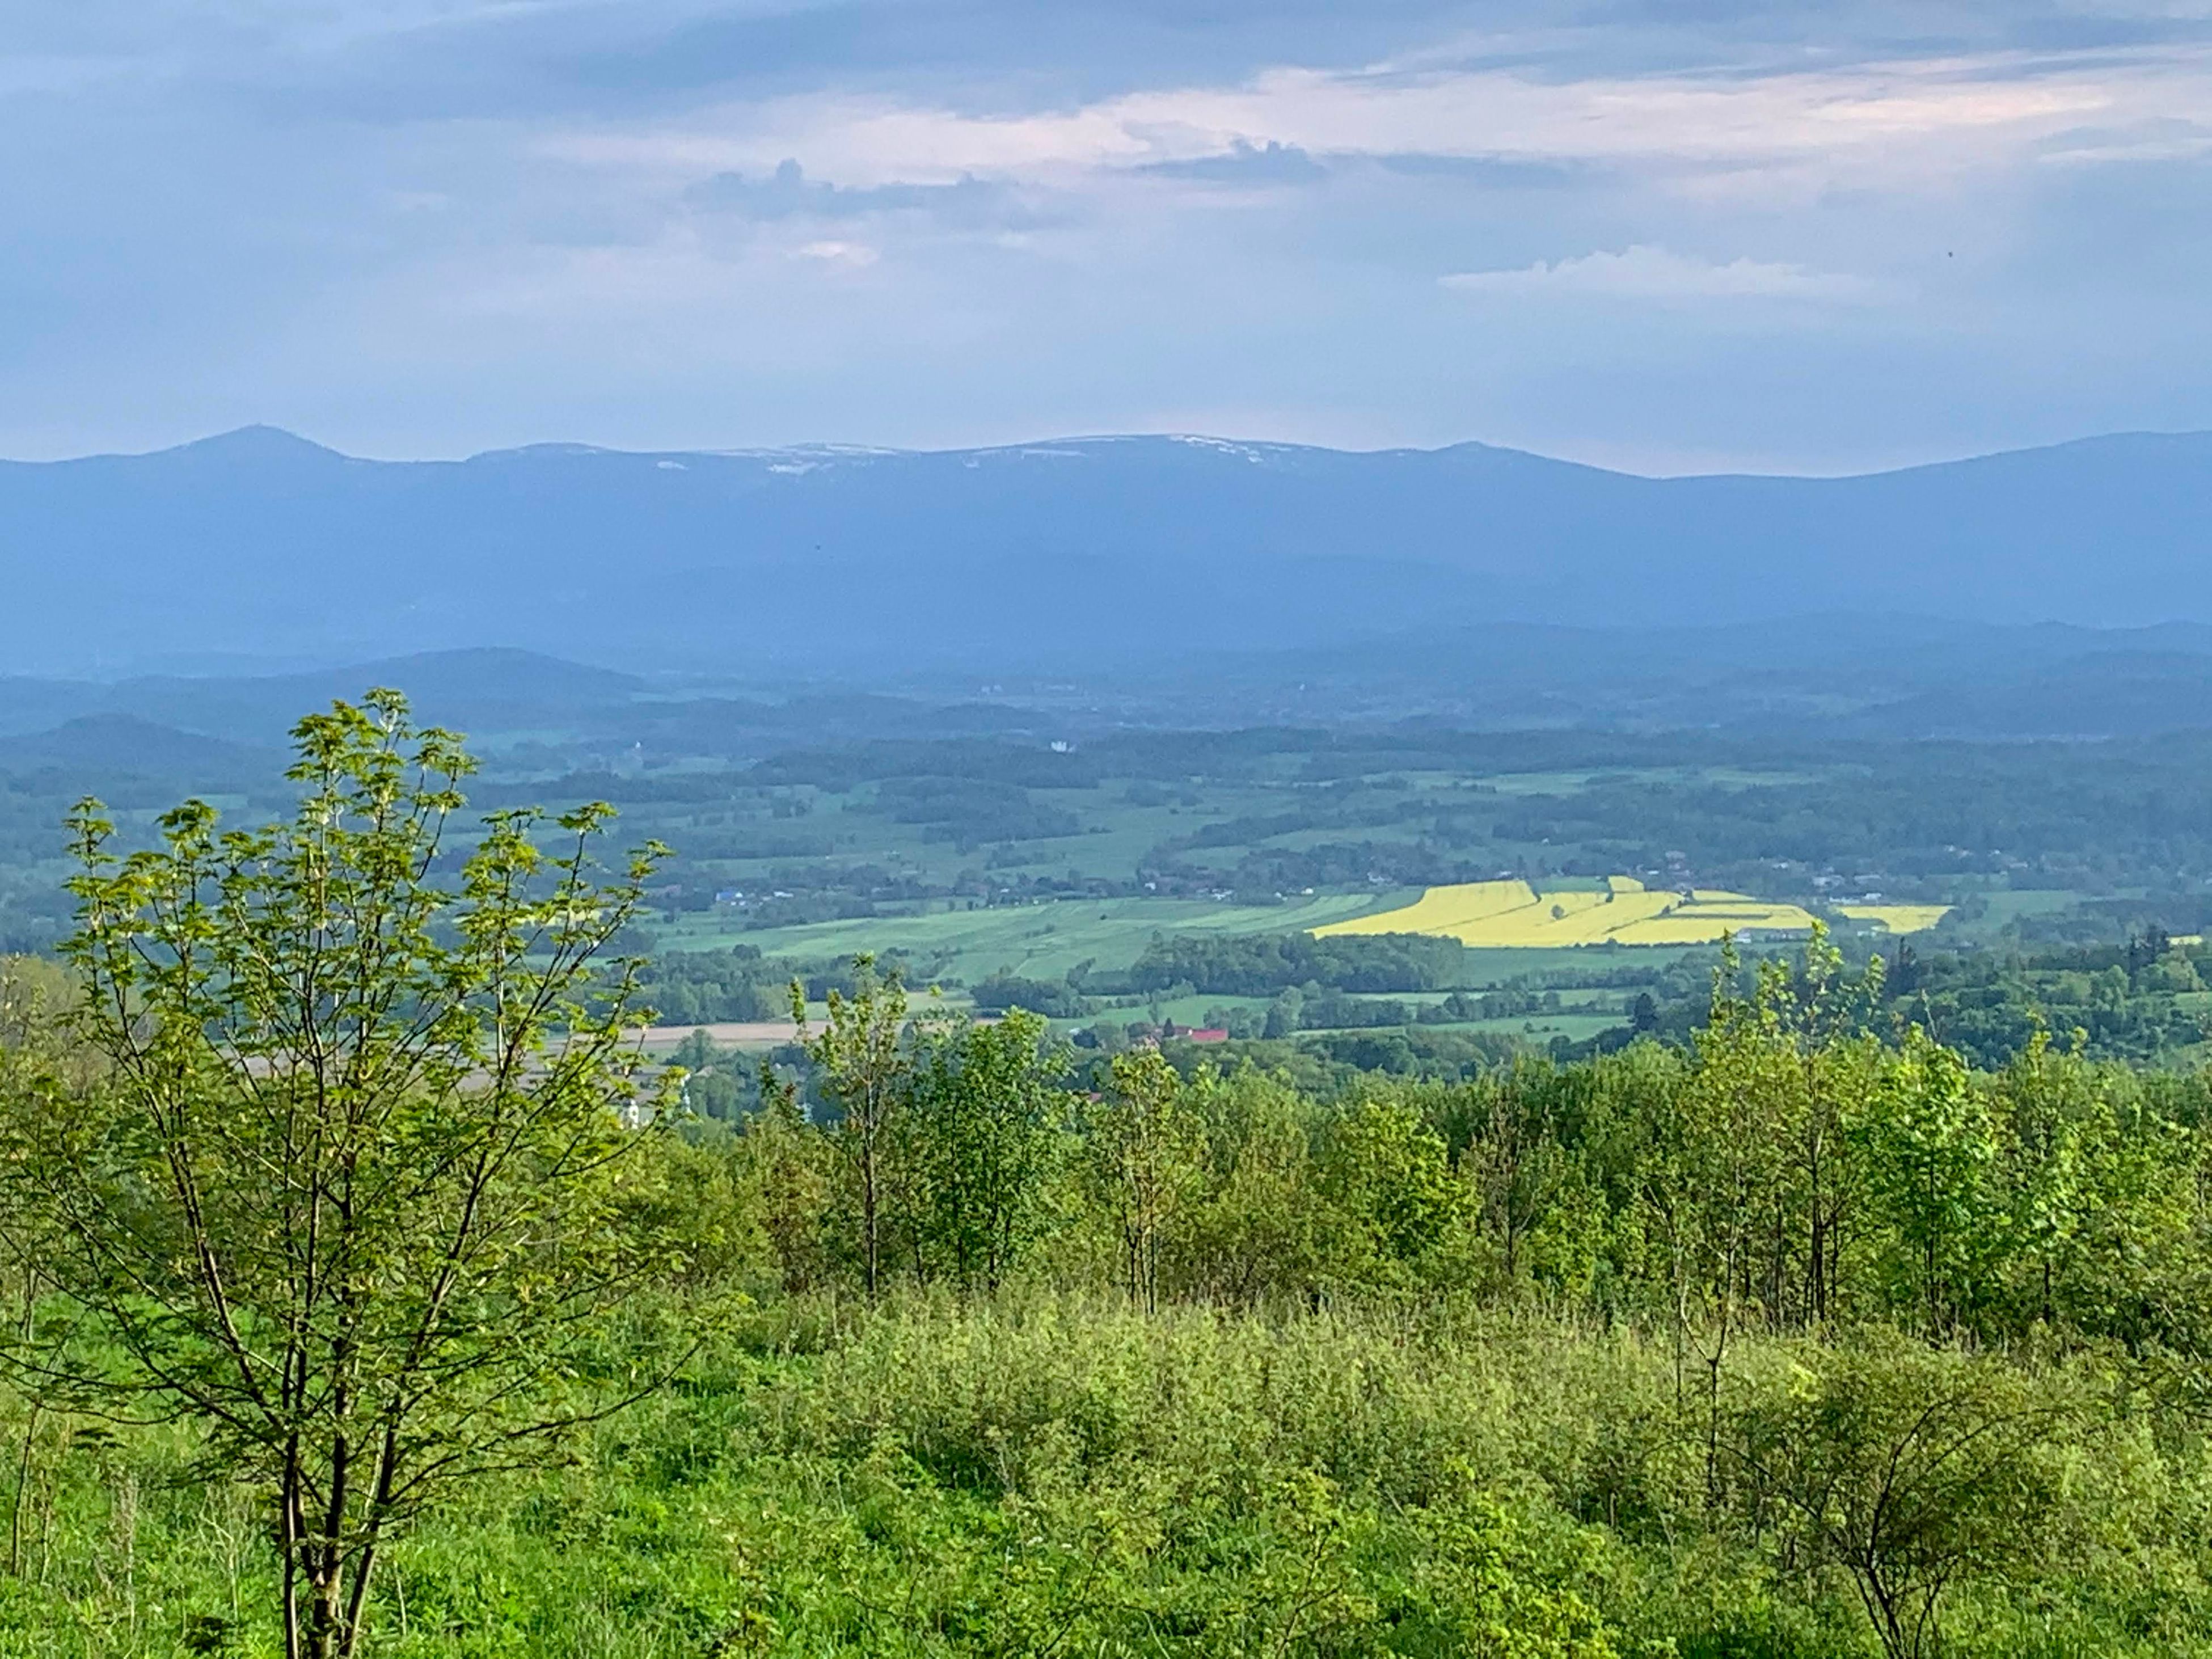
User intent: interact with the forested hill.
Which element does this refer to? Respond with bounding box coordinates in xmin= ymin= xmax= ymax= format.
xmin=2 ymin=425 xmax=2208 ymax=674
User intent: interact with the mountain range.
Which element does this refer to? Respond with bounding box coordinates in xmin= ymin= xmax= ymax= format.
xmin=3 ymin=426 xmax=2207 ymax=677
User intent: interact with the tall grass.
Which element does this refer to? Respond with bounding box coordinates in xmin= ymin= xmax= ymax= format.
xmin=0 ymin=1293 xmax=2203 ymax=1657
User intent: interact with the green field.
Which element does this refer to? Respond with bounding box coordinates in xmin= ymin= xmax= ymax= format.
xmin=560 ymin=739 xmax=2174 ymax=1042
xmin=658 ymin=892 xmax=1409 ymax=985
xmin=652 ymin=890 xmax=1740 ymax=993
xmin=1968 ymin=889 xmax=2086 ymax=931
xmin=1126 ymin=990 xmax=1626 ymax=1046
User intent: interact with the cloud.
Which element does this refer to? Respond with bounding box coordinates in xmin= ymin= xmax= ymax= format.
xmin=1441 ymin=244 xmax=1884 ymax=302
xmin=5 ymin=2 xmax=2212 ymax=470
xmin=795 ymin=238 xmax=878 ymax=266
xmin=685 ymin=158 xmax=1024 ymax=226
xmin=544 ymin=43 xmax=2212 ymax=215
xmin=2035 ymin=116 xmax=2212 ymax=164
xmin=1371 ymin=151 xmax=1586 ymax=187
xmin=1135 ymin=139 xmax=1325 ymax=184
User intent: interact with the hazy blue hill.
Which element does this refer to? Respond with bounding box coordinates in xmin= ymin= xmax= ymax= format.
xmin=0 ymin=649 xmax=645 ymax=743
xmin=104 ymin=647 xmax=649 ymax=741
xmin=0 ymin=715 xmax=271 ymax=784
xmin=2 ymin=428 xmax=2206 ymax=676
xmin=1842 ymin=650 xmax=2212 ymax=739
xmin=0 ymin=677 xmax=102 ymax=738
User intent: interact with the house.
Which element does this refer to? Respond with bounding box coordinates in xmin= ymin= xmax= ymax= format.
xmin=1151 ymin=1022 xmax=1231 ymax=1045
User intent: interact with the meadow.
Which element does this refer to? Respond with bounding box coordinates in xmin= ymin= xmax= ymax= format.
xmin=7 ymin=1295 xmax=2203 ymax=1659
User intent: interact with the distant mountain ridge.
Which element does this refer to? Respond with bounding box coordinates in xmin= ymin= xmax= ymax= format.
xmin=16 ymin=622 xmax=2212 ymax=773
xmin=2 ymin=427 xmax=2207 ymax=676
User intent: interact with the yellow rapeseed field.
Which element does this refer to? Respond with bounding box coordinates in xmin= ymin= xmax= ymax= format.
xmin=1315 ymin=879 xmax=1539 ymax=938
xmin=1316 ymin=878 xmax=1819 ymax=948
xmin=1835 ymin=904 xmax=1952 ymax=934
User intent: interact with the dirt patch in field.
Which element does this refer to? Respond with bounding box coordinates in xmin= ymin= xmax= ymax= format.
xmin=631 ymin=1021 xmax=803 ymax=1048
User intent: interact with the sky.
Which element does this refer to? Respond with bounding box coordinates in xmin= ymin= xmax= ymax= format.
xmin=3 ymin=1 xmax=2210 ymax=472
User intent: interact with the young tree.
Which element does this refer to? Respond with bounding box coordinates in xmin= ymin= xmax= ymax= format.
xmin=741 ymin=1070 xmax=835 ymax=1296
xmin=904 ymin=1008 xmax=1071 ymax=1290
xmin=1723 ymin=1337 xmax=2088 ymax=1659
xmin=1853 ymin=1031 xmax=2000 ymax=1335
xmin=0 ymin=692 xmax=670 ymax=1659
xmin=1460 ymin=1066 xmax=1575 ymax=1285
xmin=1759 ymin=928 xmax=1881 ymax=1331
xmin=1319 ymin=1096 xmax=1463 ymax=1287
xmin=1173 ymin=1066 xmax=1337 ymax=1306
xmin=1658 ymin=940 xmax=1794 ymax=1490
xmin=1990 ymin=1025 xmax=2093 ymax=1331
xmin=1088 ymin=1049 xmax=1198 ymax=1312
xmin=793 ymin=953 xmax=910 ymax=1298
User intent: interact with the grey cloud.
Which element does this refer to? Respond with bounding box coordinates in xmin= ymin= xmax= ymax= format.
xmin=546 ymin=2 xmax=1490 ymax=111
xmin=2034 ymin=117 xmax=2212 ymax=164
xmin=685 ymin=160 xmax=1036 ymax=229
xmin=89 ymin=2 xmax=1500 ymax=128
xmin=1371 ymin=153 xmax=1593 ymax=188
xmin=29 ymin=4 xmax=2212 ymax=129
xmin=1138 ymin=141 xmax=1327 ymax=185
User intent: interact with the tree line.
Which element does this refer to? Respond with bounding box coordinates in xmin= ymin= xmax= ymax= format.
xmin=728 ymin=938 xmax=2212 ymax=1361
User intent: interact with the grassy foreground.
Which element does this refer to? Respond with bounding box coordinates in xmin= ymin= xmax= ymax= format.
xmin=3 ymin=1293 xmax=2206 ymax=1658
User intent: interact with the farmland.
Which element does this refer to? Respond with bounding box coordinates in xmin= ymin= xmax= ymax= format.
xmin=573 ymin=717 xmax=2212 ymax=1066
xmin=1836 ymin=902 xmax=1953 ymax=933
xmin=8 ymin=681 xmax=2212 ymax=1061
xmin=657 ymin=891 xmax=1396 ymax=986
xmin=440 ymin=719 xmax=2212 ymax=1067
xmin=1315 ymin=875 xmax=1819 ymax=947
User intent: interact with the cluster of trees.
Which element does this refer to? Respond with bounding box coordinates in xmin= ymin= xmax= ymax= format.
xmin=1126 ymin=929 xmax=1471 ymax=994
xmin=872 ymin=775 xmax=1083 ymax=846
xmin=1613 ymin=936 xmax=2212 ymax=1069
xmin=749 ymin=736 xmax=1113 ymax=792
xmin=644 ymin=936 xmax=2212 ymax=1656
xmin=638 ymin=947 xmax=890 ymax=1025
xmin=1149 ymin=839 xmax=1481 ymax=898
xmin=966 ymin=968 xmax=1091 ymax=1016
xmin=636 ymin=941 xmax=791 ymax=1022
xmin=1479 ymin=736 xmax=2212 ymax=894
xmin=974 ymin=934 xmax=1502 ymax=1028
xmin=1898 ymin=936 xmax=2211 ymax=1064
xmin=727 ymin=938 xmax=2212 ymax=1364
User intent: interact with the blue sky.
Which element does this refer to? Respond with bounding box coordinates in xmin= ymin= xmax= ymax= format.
xmin=4 ymin=1 xmax=2210 ymax=471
